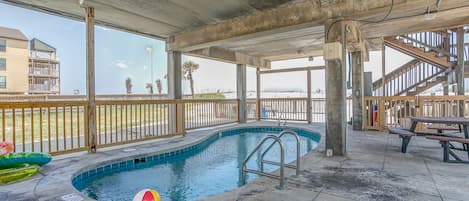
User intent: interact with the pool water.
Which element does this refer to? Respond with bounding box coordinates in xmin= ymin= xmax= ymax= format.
xmin=75 ymin=129 xmax=319 ymax=201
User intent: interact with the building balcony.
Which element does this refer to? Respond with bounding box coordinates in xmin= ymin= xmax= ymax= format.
xmin=29 ymin=84 xmax=59 ymax=93
xmin=29 ymin=68 xmax=59 ymax=77
xmin=29 ymin=51 xmax=60 ymax=63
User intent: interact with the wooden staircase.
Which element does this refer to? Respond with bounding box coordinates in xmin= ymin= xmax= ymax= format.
xmin=406 ymin=76 xmax=447 ymax=96
xmin=384 ymin=36 xmax=455 ymax=69
xmin=373 ymin=29 xmax=468 ymax=96
xmin=373 ymin=59 xmax=446 ymax=96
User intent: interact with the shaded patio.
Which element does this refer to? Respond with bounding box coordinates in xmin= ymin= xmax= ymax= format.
xmin=206 ymin=123 xmax=469 ymax=201
xmin=1 ymin=122 xmax=468 ymax=201
xmin=0 ymin=1 xmax=468 ymax=200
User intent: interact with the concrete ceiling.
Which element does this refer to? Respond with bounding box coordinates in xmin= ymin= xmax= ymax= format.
xmin=2 ymin=0 xmax=469 ymax=66
xmin=218 ymin=25 xmax=325 ymax=60
xmin=1 ymin=0 xmax=299 ymax=39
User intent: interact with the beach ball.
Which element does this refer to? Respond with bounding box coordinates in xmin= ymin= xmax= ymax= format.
xmin=0 ymin=142 xmax=13 ymax=156
xmin=133 ymin=189 xmax=161 ymax=201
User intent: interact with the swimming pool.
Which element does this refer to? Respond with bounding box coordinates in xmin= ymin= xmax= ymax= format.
xmin=72 ymin=127 xmax=320 ymax=201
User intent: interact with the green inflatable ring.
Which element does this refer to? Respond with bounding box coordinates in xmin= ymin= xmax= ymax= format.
xmin=0 ymin=152 xmax=51 ymax=168
xmin=0 ymin=163 xmax=39 ymax=184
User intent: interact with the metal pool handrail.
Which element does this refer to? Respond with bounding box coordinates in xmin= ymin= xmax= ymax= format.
xmin=260 ymin=129 xmax=301 ymax=176
xmin=242 ymin=134 xmax=285 ymax=188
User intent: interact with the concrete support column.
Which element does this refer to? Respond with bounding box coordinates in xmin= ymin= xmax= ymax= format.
xmin=85 ymin=7 xmax=97 ymax=153
xmin=168 ymin=51 xmax=182 ymax=99
xmin=443 ymin=81 xmax=449 ymax=96
xmin=237 ymin=64 xmax=247 ymax=123
xmin=325 ymin=20 xmax=347 ymax=156
xmin=456 ymin=27 xmax=466 ymax=117
xmin=167 ymin=51 xmax=184 ymax=134
xmin=351 ymin=51 xmax=364 ymax=130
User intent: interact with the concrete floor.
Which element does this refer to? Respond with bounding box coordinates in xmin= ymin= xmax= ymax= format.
xmin=205 ymin=124 xmax=469 ymax=201
xmin=1 ymin=122 xmax=468 ymax=201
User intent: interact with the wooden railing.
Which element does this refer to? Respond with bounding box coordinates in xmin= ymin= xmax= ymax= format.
xmin=246 ymin=98 xmax=258 ymax=120
xmin=372 ymin=60 xmax=445 ymax=96
xmin=364 ymin=96 xmax=469 ymax=130
xmin=0 ymin=94 xmax=169 ymax=101
xmin=397 ymin=31 xmax=456 ymax=59
xmin=257 ymin=97 xmax=352 ymax=123
xmin=259 ymin=98 xmax=309 ymax=121
xmin=95 ymin=100 xmax=178 ymax=148
xmin=184 ymin=99 xmax=239 ymax=129
xmin=0 ymin=99 xmax=240 ymax=155
xmin=0 ymin=101 xmax=89 ymax=155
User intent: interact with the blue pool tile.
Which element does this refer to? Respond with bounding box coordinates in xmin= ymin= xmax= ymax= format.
xmin=89 ymin=169 xmax=97 ymax=176
xmin=82 ymin=172 xmax=89 ymax=179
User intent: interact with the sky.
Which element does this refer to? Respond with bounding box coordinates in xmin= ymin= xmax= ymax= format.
xmin=0 ymin=2 xmax=452 ymax=96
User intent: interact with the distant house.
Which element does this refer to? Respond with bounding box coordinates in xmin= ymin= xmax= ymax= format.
xmin=0 ymin=26 xmax=60 ymax=95
xmin=29 ymin=38 xmax=60 ymax=94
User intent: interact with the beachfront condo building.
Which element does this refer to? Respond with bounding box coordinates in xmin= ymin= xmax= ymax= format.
xmin=29 ymin=38 xmax=60 ymax=94
xmin=0 ymin=26 xmax=60 ymax=95
xmin=0 ymin=26 xmax=29 ymax=94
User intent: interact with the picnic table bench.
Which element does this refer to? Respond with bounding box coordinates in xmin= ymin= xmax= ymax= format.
xmin=388 ymin=127 xmax=416 ymax=153
xmin=426 ymin=136 xmax=469 ymax=163
xmin=388 ymin=117 xmax=469 ymax=163
xmin=427 ymin=126 xmax=461 ymax=134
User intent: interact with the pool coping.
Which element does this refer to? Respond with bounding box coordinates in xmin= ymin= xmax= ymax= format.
xmin=4 ymin=122 xmax=324 ymax=201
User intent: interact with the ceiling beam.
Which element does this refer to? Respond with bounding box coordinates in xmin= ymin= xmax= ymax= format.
xmin=260 ymin=48 xmax=324 ymax=61
xmin=167 ymin=0 xmax=469 ymax=52
xmin=166 ymin=0 xmax=405 ymax=51
xmin=362 ymin=6 xmax=469 ymax=38
xmin=259 ymin=66 xmax=325 ymax=74
xmin=186 ymin=47 xmax=271 ymax=69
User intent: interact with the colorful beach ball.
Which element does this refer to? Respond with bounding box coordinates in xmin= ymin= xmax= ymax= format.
xmin=0 ymin=142 xmax=13 ymax=156
xmin=133 ymin=189 xmax=161 ymax=201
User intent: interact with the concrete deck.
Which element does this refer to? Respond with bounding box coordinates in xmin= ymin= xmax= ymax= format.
xmin=1 ymin=122 xmax=469 ymax=201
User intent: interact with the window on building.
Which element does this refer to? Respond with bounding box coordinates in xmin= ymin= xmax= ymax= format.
xmin=0 ymin=76 xmax=5 ymax=88
xmin=0 ymin=58 xmax=5 ymax=71
xmin=0 ymin=39 xmax=5 ymax=52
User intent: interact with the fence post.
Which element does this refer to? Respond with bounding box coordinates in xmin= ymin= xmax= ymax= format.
xmin=84 ymin=105 xmax=90 ymax=150
xmin=176 ymin=101 xmax=185 ymax=136
xmin=378 ymin=97 xmax=386 ymax=131
xmin=85 ymin=7 xmax=97 ymax=153
xmin=417 ymin=96 xmax=424 ymax=131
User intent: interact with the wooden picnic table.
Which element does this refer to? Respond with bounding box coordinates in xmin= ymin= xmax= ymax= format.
xmin=409 ymin=117 xmax=469 ymax=139
xmin=410 ymin=117 xmax=469 ymax=163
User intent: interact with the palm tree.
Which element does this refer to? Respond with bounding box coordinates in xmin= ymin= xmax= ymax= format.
xmin=146 ymin=83 xmax=153 ymax=94
xmin=156 ymin=79 xmax=162 ymax=95
xmin=125 ymin=77 xmax=132 ymax=94
xmin=182 ymin=61 xmax=199 ymax=98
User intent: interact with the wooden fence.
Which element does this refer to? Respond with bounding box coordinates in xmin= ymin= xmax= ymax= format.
xmin=0 ymin=99 xmax=239 ymax=155
xmin=247 ymin=97 xmax=352 ymax=123
xmin=6 ymin=94 xmax=464 ymax=155
xmin=364 ymin=96 xmax=469 ymax=130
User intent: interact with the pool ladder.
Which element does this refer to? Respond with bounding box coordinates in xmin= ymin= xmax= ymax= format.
xmin=241 ymin=129 xmax=301 ymax=188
